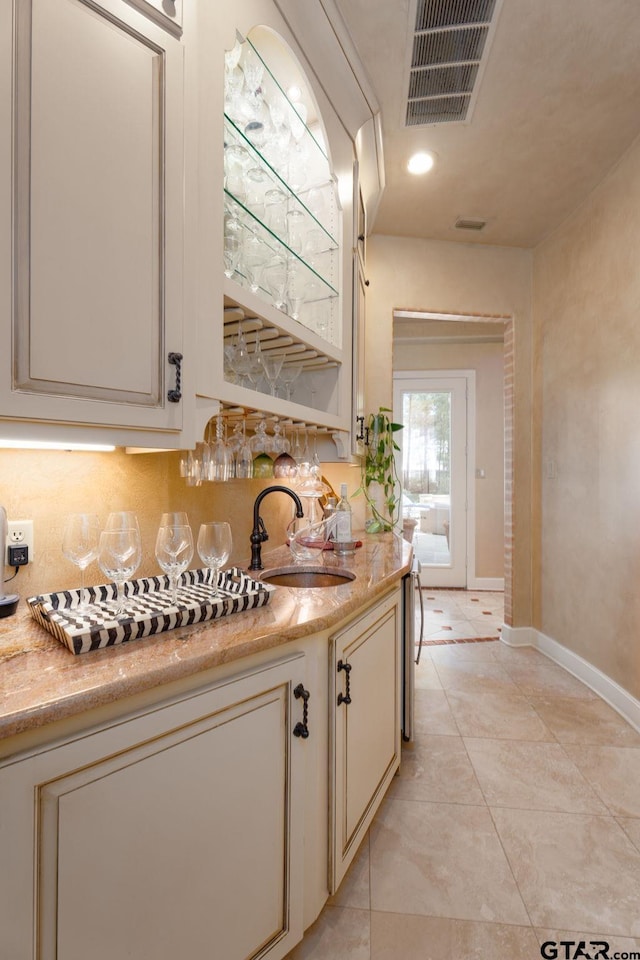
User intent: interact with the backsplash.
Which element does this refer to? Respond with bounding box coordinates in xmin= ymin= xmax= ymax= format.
xmin=0 ymin=449 xmax=362 ymax=599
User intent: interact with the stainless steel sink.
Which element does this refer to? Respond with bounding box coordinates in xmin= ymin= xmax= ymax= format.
xmin=259 ymin=566 xmax=356 ymax=588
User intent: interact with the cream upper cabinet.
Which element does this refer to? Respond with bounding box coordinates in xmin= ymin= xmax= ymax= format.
xmin=330 ymin=588 xmax=402 ymax=891
xmin=0 ymin=653 xmax=308 ymax=960
xmin=0 ymin=0 xmax=187 ymax=444
xmin=192 ymin=4 xmax=356 ymax=448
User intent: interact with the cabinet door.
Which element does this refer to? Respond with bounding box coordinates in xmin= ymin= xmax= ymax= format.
xmin=0 ymin=655 xmax=307 ymax=960
xmin=330 ymin=589 xmax=401 ymax=891
xmin=0 ymin=0 xmax=184 ymax=438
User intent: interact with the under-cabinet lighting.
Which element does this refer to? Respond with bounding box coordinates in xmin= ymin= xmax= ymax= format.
xmin=0 ymin=439 xmax=116 ymax=452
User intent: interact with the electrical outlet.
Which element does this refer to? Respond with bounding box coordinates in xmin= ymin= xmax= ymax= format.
xmin=6 ymin=520 xmax=34 ymax=563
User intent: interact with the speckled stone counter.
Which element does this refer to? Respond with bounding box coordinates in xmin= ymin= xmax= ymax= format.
xmin=0 ymin=534 xmax=411 ymax=742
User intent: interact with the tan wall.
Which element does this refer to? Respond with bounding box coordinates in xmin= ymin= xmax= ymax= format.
xmin=0 ymin=449 xmax=310 ymax=599
xmin=365 ymin=236 xmax=533 ymax=623
xmin=533 ymin=133 xmax=640 ymax=699
xmin=393 ymin=338 xmax=505 ymax=579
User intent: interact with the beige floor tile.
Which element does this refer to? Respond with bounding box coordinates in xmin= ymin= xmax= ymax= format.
xmin=492 ymin=643 xmax=547 ymax=665
xmin=492 ymin=807 xmax=640 ymax=936
xmin=536 ymin=928 xmax=640 ymax=956
xmin=464 ymin=739 xmax=608 ymax=813
xmin=414 ymin=659 xmax=443 ymax=691
xmin=389 ymin=735 xmax=485 ymax=805
xmin=370 ymin=912 xmax=539 ymax=960
xmin=328 ymin=835 xmax=370 ymax=910
xmin=564 ymin=744 xmax=640 ymax=817
xmin=616 ymin=818 xmax=640 ymax=853
xmin=284 ymin=906 xmax=370 ymax=960
xmin=428 ymin=642 xmax=502 ymax=663
xmin=434 ymin=659 xmax=520 ymax=695
xmin=502 ymin=660 xmax=598 ymax=699
xmin=369 ymin=798 xmax=529 ymax=925
xmin=425 ymin=622 xmax=480 ymax=641
xmin=530 ymin=697 xmax=640 ymax=746
xmin=413 ymin=689 xmax=459 ymax=735
xmin=448 ymin=690 xmax=554 ymax=741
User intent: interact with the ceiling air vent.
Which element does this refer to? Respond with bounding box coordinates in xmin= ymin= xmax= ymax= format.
xmin=455 ymin=217 xmax=487 ymax=231
xmin=406 ymin=0 xmax=500 ymax=127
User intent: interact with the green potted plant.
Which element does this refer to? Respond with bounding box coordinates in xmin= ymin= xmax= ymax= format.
xmin=354 ymin=407 xmax=403 ymax=533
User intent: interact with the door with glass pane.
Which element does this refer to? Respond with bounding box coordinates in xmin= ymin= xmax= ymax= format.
xmin=394 ymin=375 xmax=469 ymax=587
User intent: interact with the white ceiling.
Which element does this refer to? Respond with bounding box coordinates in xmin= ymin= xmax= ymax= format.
xmin=331 ymin=0 xmax=640 ymax=248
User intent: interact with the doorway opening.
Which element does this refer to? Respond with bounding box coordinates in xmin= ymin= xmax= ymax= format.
xmin=393 ymin=310 xmax=514 ymax=626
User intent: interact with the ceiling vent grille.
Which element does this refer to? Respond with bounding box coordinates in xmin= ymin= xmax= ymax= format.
xmin=406 ymin=0 xmax=499 ymax=127
xmin=455 ymin=217 xmax=487 ymax=231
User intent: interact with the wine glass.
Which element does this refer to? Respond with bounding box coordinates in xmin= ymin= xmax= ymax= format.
xmin=98 ymin=527 xmax=142 ymax=618
xmin=197 ymin=523 xmax=233 ymax=598
xmin=160 ymin=511 xmax=189 ymax=527
xmin=62 ymin=513 xmax=100 ymax=614
xmin=261 ymin=352 xmax=284 ymax=396
xmin=155 ymin=523 xmax=194 ymax=605
xmin=280 ymin=362 xmax=303 ymax=401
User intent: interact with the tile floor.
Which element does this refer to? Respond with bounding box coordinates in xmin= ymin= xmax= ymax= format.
xmin=285 ymin=640 xmax=640 ymax=960
xmin=421 ymin=589 xmax=504 ymax=644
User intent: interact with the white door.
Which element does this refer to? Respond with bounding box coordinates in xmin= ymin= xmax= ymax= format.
xmin=394 ymin=374 xmax=472 ymax=587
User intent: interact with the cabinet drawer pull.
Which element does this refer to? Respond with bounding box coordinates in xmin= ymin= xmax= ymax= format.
xmin=337 ymin=659 xmax=352 ymax=706
xmin=293 ymin=682 xmax=310 ymax=738
xmin=167 ymin=352 xmax=183 ymax=403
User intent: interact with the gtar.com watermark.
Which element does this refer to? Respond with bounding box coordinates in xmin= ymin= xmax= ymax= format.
xmin=541 ymin=941 xmax=640 ymax=960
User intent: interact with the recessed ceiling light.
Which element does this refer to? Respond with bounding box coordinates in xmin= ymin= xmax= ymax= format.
xmin=407 ymin=151 xmax=435 ymax=175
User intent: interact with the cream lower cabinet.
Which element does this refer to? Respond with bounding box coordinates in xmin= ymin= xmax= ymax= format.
xmin=329 ymin=588 xmax=402 ymax=891
xmin=0 ymin=653 xmax=308 ymax=960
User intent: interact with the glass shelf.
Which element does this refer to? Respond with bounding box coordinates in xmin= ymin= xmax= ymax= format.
xmin=223 ymin=31 xmax=341 ymax=350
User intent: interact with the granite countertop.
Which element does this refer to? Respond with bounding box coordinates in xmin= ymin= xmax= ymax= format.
xmin=0 ymin=534 xmax=411 ymax=742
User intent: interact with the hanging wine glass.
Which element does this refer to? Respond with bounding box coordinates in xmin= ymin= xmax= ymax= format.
xmin=273 ymin=422 xmax=297 ymax=478
xmin=62 ymin=513 xmax=100 ymax=614
xmin=210 ymin=414 xmax=231 ymax=481
xmin=251 ymin=418 xmax=274 ymax=478
xmin=235 ymin=420 xmax=254 ymax=479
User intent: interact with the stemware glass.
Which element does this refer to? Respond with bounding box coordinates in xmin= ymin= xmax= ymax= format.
xmin=242 ymin=234 xmax=267 ymax=293
xmin=223 ymin=233 xmax=242 ymax=279
xmin=280 ymin=362 xmax=303 ymax=401
xmin=62 ymin=513 xmax=100 ymax=614
xmin=197 ymin=522 xmax=233 ymax=598
xmin=261 ymin=352 xmax=284 ymax=396
xmin=105 ymin=511 xmax=140 ymax=533
xmin=210 ymin=415 xmax=232 ymax=481
xmin=98 ymin=527 xmax=142 ymax=618
xmin=155 ymin=523 xmax=194 ymax=605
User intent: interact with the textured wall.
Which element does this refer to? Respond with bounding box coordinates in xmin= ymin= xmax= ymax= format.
xmin=533 ymin=133 xmax=640 ymax=699
xmin=365 ymin=235 xmax=532 ymax=624
xmin=0 ymin=449 xmax=320 ymax=599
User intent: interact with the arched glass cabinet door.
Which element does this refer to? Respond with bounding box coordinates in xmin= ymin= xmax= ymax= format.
xmin=223 ymin=27 xmax=341 ymax=350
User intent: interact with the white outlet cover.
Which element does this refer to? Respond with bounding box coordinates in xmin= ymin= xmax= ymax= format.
xmin=6 ymin=520 xmax=34 ymax=561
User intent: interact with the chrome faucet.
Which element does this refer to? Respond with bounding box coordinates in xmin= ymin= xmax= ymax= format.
xmin=249 ymin=485 xmax=304 ymax=571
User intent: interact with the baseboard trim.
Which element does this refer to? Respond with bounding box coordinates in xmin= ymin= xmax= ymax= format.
xmin=467 ymin=577 xmax=504 ymax=591
xmin=499 ymin=626 xmax=640 ymax=733
xmin=500 ymin=624 xmax=534 ymax=647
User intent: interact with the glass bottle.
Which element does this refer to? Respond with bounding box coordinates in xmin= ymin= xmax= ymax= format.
xmin=334 ymin=483 xmax=354 ymax=554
